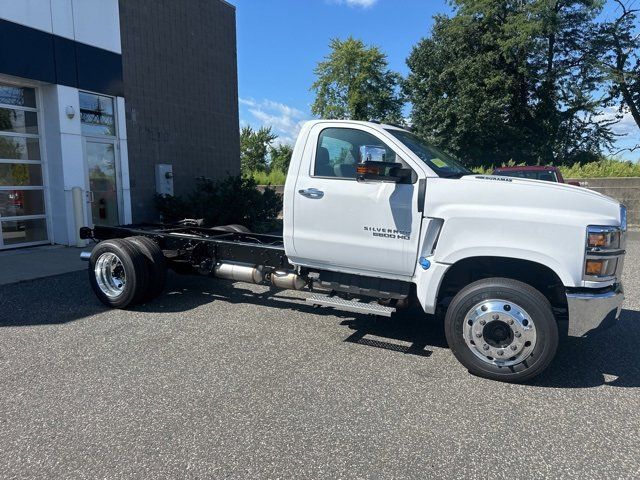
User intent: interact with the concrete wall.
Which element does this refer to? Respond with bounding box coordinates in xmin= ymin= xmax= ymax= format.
xmin=570 ymin=177 xmax=640 ymax=226
xmin=119 ymin=0 xmax=240 ymax=223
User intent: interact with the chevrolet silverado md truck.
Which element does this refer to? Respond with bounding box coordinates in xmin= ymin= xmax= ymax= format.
xmin=80 ymin=120 xmax=627 ymax=382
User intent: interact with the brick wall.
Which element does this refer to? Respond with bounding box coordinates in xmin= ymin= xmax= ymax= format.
xmin=569 ymin=177 xmax=640 ymax=226
xmin=119 ymin=0 xmax=240 ymax=222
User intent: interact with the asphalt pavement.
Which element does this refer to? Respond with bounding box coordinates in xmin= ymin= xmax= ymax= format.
xmin=0 ymin=241 xmax=639 ymax=479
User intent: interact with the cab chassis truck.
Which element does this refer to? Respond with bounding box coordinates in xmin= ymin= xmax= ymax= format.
xmin=80 ymin=120 xmax=628 ymax=383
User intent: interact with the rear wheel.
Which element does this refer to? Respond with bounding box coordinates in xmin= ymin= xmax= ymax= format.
xmin=127 ymin=236 xmax=167 ymax=301
xmin=88 ymin=239 xmax=149 ymax=309
xmin=444 ymin=277 xmax=558 ymax=382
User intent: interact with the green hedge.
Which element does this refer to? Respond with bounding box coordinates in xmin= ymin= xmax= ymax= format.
xmin=473 ymin=159 xmax=640 ymax=178
xmin=247 ymin=169 xmax=287 ymax=186
xmin=155 ymin=176 xmax=282 ymax=233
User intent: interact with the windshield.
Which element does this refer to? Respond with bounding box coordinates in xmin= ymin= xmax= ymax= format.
xmin=386 ymin=129 xmax=471 ymax=178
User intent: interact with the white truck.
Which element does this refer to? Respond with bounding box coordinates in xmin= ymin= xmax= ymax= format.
xmin=80 ymin=120 xmax=627 ymax=382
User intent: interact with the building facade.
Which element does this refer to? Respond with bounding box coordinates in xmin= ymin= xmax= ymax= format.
xmin=0 ymin=0 xmax=239 ymax=249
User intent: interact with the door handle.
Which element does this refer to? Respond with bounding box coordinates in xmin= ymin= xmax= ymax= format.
xmin=87 ymin=191 xmax=95 ymax=203
xmin=298 ymin=188 xmax=324 ymax=199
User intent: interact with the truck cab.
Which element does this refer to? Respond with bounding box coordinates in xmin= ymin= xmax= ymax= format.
xmin=81 ymin=120 xmax=627 ymax=383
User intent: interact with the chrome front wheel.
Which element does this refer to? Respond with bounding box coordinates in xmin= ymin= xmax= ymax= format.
xmin=463 ymin=300 xmax=537 ymax=367
xmin=445 ymin=278 xmax=558 ymax=383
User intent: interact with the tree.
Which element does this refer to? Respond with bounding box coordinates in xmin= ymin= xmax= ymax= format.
xmin=311 ymin=37 xmax=404 ymax=123
xmin=269 ymin=143 xmax=294 ymax=173
xmin=597 ymin=0 xmax=640 ymax=153
xmin=405 ymin=0 xmax=616 ymax=167
xmin=240 ymin=125 xmax=277 ymax=173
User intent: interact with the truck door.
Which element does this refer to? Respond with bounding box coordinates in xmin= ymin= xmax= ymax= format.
xmin=291 ymin=125 xmax=423 ymax=277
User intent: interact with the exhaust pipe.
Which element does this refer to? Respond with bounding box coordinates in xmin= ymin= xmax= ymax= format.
xmin=213 ymin=262 xmax=306 ymax=290
xmin=270 ymin=271 xmax=306 ymax=290
xmin=214 ymin=262 xmax=265 ymax=284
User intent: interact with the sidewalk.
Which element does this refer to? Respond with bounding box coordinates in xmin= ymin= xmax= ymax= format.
xmin=0 ymin=245 xmax=91 ymax=286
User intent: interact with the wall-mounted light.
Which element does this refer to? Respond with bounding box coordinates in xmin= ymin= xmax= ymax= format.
xmin=65 ymin=106 xmax=76 ymax=119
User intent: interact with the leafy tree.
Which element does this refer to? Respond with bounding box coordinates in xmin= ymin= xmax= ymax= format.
xmin=311 ymin=37 xmax=404 ymax=123
xmin=240 ymin=125 xmax=277 ymax=173
xmin=405 ymin=0 xmax=616 ymax=167
xmin=269 ymin=143 xmax=294 ymax=173
xmin=597 ymin=0 xmax=640 ymax=153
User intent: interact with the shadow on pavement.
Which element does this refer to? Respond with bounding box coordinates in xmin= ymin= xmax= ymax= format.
xmin=531 ymin=308 xmax=640 ymax=389
xmin=1 ymin=271 xmax=639 ymax=388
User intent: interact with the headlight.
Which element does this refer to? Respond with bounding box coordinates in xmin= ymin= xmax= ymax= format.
xmin=583 ymin=225 xmax=625 ymax=281
xmin=586 ymin=226 xmax=621 ymax=250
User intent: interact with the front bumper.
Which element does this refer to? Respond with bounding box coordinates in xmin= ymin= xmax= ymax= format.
xmin=566 ymin=284 xmax=624 ymax=337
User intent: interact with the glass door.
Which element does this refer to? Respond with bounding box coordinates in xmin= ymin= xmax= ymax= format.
xmin=85 ymin=140 xmax=119 ymax=226
xmin=0 ymin=83 xmax=49 ymax=249
xmin=80 ymin=91 xmax=121 ymax=227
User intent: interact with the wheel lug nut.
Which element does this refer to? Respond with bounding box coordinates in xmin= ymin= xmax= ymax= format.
xmin=497 ymin=350 xmax=504 ymax=356
xmin=511 ymin=345 xmax=518 ymax=351
xmin=483 ymin=344 xmax=490 ymax=351
xmin=492 ymin=314 xmax=499 ymax=320
xmin=515 ymin=332 xmax=521 ymax=338
xmin=508 ymin=319 xmax=514 ymax=325
xmin=480 ymin=320 xmax=486 ymax=326
xmin=475 ymin=332 xmax=482 ymax=338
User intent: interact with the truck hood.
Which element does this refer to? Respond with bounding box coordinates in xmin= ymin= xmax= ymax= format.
xmin=425 ymin=174 xmax=622 ymax=229
xmin=425 ymin=175 xmax=620 ymax=235
xmin=423 ymin=175 xmax=623 ymax=287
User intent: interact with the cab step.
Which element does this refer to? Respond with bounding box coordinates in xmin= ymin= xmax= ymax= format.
xmin=306 ymin=293 xmax=396 ymax=317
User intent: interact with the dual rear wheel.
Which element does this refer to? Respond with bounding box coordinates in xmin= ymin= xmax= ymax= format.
xmin=88 ymin=237 xmax=167 ymax=309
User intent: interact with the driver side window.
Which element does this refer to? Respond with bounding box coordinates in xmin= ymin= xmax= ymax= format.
xmin=313 ymin=128 xmax=397 ymax=179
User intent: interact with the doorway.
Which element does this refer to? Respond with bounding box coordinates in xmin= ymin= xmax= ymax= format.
xmin=80 ymin=91 xmax=121 ymax=227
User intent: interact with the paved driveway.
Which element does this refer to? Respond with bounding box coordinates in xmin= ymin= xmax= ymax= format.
xmin=1 ymin=241 xmax=639 ymax=479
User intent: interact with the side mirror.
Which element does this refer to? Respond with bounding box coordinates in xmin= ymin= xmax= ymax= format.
xmin=360 ymin=145 xmax=387 ymax=163
xmin=356 ymin=161 xmax=412 ymax=183
xmin=356 ymin=145 xmax=412 ymax=183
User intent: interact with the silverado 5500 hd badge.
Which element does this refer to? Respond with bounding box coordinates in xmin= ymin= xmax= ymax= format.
xmin=364 ymin=226 xmax=411 ymax=240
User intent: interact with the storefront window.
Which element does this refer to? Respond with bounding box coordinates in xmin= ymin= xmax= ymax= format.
xmin=0 ymin=83 xmax=48 ymax=248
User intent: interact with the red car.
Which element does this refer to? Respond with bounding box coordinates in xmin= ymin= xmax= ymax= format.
xmin=492 ymin=166 xmax=580 ymax=186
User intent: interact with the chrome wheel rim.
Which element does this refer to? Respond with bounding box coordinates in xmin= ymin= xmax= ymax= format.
xmin=463 ymin=299 xmax=537 ymax=367
xmin=94 ymin=252 xmax=127 ymax=298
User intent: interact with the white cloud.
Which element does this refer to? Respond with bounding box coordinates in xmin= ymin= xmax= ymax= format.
xmin=239 ymin=97 xmax=310 ymax=145
xmin=597 ymin=106 xmax=640 ymax=159
xmin=330 ymin=0 xmax=378 ymax=8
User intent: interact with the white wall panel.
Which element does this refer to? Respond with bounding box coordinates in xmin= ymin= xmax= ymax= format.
xmin=50 ymin=0 xmax=74 ymax=39
xmin=72 ymin=0 xmax=121 ymax=53
xmin=0 ymin=0 xmax=53 ymax=33
xmin=56 ymin=85 xmax=81 ymax=136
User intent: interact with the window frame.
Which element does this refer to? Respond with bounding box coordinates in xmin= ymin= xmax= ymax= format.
xmin=311 ymin=126 xmax=415 ymax=182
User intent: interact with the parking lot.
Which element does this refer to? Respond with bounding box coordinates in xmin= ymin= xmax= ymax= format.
xmin=1 ymin=239 xmax=639 ymax=479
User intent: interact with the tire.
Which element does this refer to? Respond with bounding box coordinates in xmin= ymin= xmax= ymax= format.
xmin=214 ymin=224 xmax=251 ymax=234
xmin=444 ymin=277 xmax=558 ymax=383
xmin=127 ymin=236 xmax=167 ymax=302
xmin=88 ymin=239 xmax=150 ymax=309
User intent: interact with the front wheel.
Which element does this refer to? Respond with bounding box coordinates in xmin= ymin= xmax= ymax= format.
xmin=444 ymin=277 xmax=558 ymax=383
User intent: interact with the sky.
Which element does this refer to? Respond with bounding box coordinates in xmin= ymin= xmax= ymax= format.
xmin=232 ymin=0 xmax=639 ymax=160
